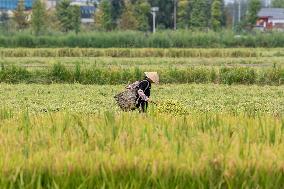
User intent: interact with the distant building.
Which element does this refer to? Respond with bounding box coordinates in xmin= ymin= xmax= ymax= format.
xmin=71 ymin=0 xmax=97 ymax=23
xmin=43 ymin=0 xmax=97 ymax=23
xmin=256 ymin=8 xmax=284 ymax=31
xmin=0 ymin=0 xmax=34 ymax=10
xmin=0 ymin=0 xmax=96 ymax=23
xmin=80 ymin=5 xmax=95 ymax=23
xmin=0 ymin=0 xmax=34 ymax=20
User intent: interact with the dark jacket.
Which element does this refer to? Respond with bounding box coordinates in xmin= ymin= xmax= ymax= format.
xmin=136 ymin=79 xmax=151 ymax=112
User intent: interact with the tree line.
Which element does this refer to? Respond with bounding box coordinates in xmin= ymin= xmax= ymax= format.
xmin=95 ymin=0 xmax=284 ymax=31
xmin=0 ymin=0 xmax=283 ymax=35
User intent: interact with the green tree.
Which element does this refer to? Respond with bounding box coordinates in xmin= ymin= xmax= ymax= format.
xmin=70 ymin=5 xmax=81 ymax=34
xmin=220 ymin=0 xmax=226 ymax=27
xmin=110 ymin=0 xmax=125 ymax=27
xmin=146 ymin=0 xmax=174 ymax=29
xmin=31 ymin=0 xmax=46 ymax=35
xmin=0 ymin=12 xmax=9 ymax=33
xmin=14 ymin=0 xmax=28 ymax=30
xmin=94 ymin=0 xmax=112 ymax=30
xmin=46 ymin=10 xmax=61 ymax=31
xmin=56 ymin=0 xmax=73 ymax=32
xmin=224 ymin=4 xmax=232 ymax=28
xmin=134 ymin=0 xmax=150 ymax=31
xmin=247 ymin=0 xmax=261 ymax=27
xmin=177 ymin=0 xmax=189 ymax=29
xmin=272 ymin=0 xmax=284 ymax=8
xmin=56 ymin=0 xmax=81 ymax=33
xmin=94 ymin=2 xmax=103 ymax=29
xmin=119 ymin=1 xmax=139 ymax=30
xmin=189 ymin=0 xmax=209 ymax=28
xmin=211 ymin=0 xmax=222 ymax=31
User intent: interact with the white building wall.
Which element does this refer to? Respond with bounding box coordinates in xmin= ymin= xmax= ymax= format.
xmin=268 ymin=18 xmax=284 ymax=26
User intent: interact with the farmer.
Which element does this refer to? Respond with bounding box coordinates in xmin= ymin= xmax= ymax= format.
xmin=135 ymin=72 xmax=159 ymax=112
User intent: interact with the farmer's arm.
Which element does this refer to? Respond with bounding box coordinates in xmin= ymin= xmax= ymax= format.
xmin=137 ymin=81 xmax=149 ymax=101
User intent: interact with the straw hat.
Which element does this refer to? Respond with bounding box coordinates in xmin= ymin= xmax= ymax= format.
xmin=144 ymin=72 xmax=159 ymax=83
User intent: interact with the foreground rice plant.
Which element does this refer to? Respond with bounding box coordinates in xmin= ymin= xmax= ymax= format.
xmin=0 ymin=112 xmax=283 ymax=188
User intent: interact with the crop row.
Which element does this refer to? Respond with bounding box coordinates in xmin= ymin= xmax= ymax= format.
xmin=1 ymin=57 xmax=283 ymax=68
xmin=0 ymin=84 xmax=283 ymax=115
xmin=0 ymin=64 xmax=283 ymax=85
xmin=0 ymin=48 xmax=278 ymax=58
xmin=0 ymin=112 xmax=283 ymax=188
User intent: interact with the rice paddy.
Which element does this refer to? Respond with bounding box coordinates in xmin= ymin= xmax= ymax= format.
xmin=0 ymin=48 xmax=284 ymax=188
xmin=0 ymin=112 xmax=284 ymax=188
xmin=0 ymin=84 xmax=283 ymax=115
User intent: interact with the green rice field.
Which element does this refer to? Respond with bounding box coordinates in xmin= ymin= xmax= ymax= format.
xmin=0 ymin=84 xmax=283 ymax=115
xmin=0 ymin=48 xmax=284 ymax=188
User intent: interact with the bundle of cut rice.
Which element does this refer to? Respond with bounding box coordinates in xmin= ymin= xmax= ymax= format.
xmin=114 ymin=89 xmax=138 ymax=111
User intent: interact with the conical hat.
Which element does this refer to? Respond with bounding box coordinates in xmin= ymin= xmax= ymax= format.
xmin=144 ymin=72 xmax=159 ymax=83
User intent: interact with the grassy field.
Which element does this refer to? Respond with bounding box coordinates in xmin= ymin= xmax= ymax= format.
xmin=1 ymin=57 xmax=284 ymax=69
xmin=1 ymin=48 xmax=284 ymax=70
xmin=1 ymin=48 xmax=284 ymax=58
xmin=0 ymin=84 xmax=283 ymax=116
xmin=0 ymin=112 xmax=284 ymax=188
xmin=0 ymin=47 xmax=284 ymax=188
xmin=0 ymin=48 xmax=283 ymax=85
xmin=0 ymin=56 xmax=283 ymax=85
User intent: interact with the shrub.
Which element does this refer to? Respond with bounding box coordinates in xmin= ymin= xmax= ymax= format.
xmin=0 ymin=64 xmax=282 ymax=85
xmin=50 ymin=63 xmax=72 ymax=82
xmin=220 ymin=67 xmax=256 ymax=85
xmin=0 ymin=65 xmax=31 ymax=83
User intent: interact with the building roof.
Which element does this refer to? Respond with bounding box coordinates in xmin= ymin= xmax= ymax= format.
xmin=258 ymin=8 xmax=284 ymax=19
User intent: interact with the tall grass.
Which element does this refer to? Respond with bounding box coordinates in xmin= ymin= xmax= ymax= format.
xmin=0 ymin=112 xmax=284 ymax=188
xmin=0 ymin=63 xmax=283 ymax=85
xmin=1 ymin=31 xmax=284 ymax=48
